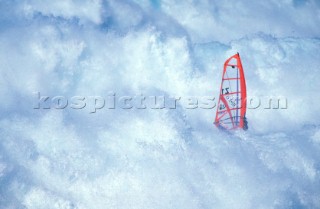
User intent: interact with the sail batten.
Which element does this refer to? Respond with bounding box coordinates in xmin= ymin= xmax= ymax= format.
xmin=214 ymin=53 xmax=248 ymax=130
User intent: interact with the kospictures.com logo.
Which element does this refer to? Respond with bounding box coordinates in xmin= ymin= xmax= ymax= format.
xmin=33 ymin=92 xmax=288 ymax=113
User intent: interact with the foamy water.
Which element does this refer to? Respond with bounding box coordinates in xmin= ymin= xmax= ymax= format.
xmin=0 ymin=0 xmax=320 ymax=208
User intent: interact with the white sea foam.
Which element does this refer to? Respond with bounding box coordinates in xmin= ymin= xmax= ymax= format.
xmin=0 ymin=0 xmax=320 ymax=208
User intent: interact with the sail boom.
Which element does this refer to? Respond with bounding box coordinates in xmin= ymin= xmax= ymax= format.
xmin=223 ymin=78 xmax=240 ymax=81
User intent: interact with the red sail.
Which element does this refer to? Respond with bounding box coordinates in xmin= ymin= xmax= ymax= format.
xmin=214 ymin=53 xmax=247 ymax=130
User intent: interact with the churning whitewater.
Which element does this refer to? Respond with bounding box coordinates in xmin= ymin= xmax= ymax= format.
xmin=0 ymin=0 xmax=320 ymax=208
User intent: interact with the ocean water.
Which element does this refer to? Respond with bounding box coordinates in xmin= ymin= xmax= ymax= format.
xmin=0 ymin=0 xmax=320 ymax=208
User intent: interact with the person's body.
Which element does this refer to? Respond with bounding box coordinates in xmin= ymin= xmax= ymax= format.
xmin=243 ymin=116 xmax=248 ymax=130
